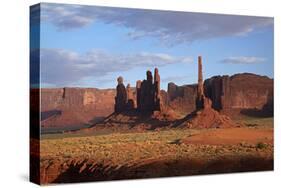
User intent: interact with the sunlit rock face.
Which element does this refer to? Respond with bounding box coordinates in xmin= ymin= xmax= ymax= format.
xmin=167 ymin=73 xmax=273 ymax=116
xmin=35 ymin=73 xmax=273 ymax=131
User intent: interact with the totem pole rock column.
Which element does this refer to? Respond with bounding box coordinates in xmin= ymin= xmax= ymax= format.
xmin=154 ymin=68 xmax=161 ymax=111
xmin=114 ymin=76 xmax=127 ymax=113
xmin=136 ymin=80 xmax=142 ymax=110
xmin=196 ymin=56 xmax=205 ymax=110
xmin=196 ymin=56 xmax=213 ymax=110
xmin=126 ymin=83 xmax=135 ymax=110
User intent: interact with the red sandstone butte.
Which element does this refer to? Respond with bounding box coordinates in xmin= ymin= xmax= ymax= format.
xmin=35 ymin=68 xmax=273 ymax=131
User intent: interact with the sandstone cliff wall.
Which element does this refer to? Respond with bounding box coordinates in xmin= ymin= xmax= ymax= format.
xmin=168 ymin=73 xmax=273 ymax=116
xmin=41 ymin=88 xmax=116 ymax=112
xmin=34 ymin=73 xmax=273 ymax=131
xmin=39 ymin=88 xmax=116 ymax=131
xmin=167 ymin=83 xmax=197 ymax=115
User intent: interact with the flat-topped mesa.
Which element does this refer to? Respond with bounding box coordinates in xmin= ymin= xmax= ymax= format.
xmin=114 ymin=76 xmax=127 ymax=113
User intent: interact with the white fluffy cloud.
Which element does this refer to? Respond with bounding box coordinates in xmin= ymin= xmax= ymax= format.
xmin=40 ymin=3 xmax=273 ymax=44
xmin=221 ymin=56 xmax=266 ymax=64
xmin=40 ymin=48 xmax=192 ymax=86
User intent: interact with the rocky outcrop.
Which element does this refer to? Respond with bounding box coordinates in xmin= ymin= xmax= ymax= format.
xmin=205 ymin=73 xmax=273 ymax=111
xmin=176 ymin=56 xmax=237 ymax=129
xmin=177 ymin=98 xmax=237 ymax=128
xmin=35 ymin=73 xmax=273 ymax=132
xmin=136 ymin=80 xmax=142 ymax=109
xmin=168 ymin=73 xmax=273 ymax=116
xmin=41 ymin=88 xmax=115 ymax=112
xmin=115 ymin=68 xmax=162 ymax=113
xmin=38 ymin=87 xmax=115 ymax=132
xmin=138 ymin=70 xmax=157 ymax=112
xmin=154 ymin=68 xmax=161 ymax=111
xmin=196 ymin=56 xmax=204 ymax=110
xmin=167 ymin=83 xmax=197 ymax=115
xmin=114 ymin=76 xmax=128 ymax=113
xmin=126 ymin=84 xmax=135 ymax=110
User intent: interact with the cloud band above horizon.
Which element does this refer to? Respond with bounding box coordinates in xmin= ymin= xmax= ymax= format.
xmin=40 ymin=3 xmax=273 ymax=45
xmin=39 ymin=48 xmax=193 ymax=87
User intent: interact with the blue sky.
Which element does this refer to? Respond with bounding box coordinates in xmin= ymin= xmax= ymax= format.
xmin=32 ymin=3 xmax=274 ymax=90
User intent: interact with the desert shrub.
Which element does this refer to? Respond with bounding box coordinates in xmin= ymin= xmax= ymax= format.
xmin=256 ymin=142 xmax=267 ymax=149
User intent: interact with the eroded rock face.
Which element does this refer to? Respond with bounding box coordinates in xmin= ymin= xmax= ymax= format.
xmin=35 ymin=73 xmax=273 ymax=131
xmin=205 ymin=73 xmax=273 ymax=116
xmin=178 ymin=55 xmax=237 ymax=129
xmin=40 ymin=88 xmax=64 ymax=111
xmin=167 ymin=83 xmax=197 ymax=115
xmin=126 ymin=84 xmax=135 ymax=110
xmin=180 ymin=106 xmax=237 ymax=129
xmin=83 ymin=91 xmax=96 ymax=106
xmin=136 ymin=80 xmax=142 ymax=110
xmin=115 ymin=76 xmax=128 ymax=113
xmin=196 ymin=56 xmax=204 ymax=110
xmin=154 ymin=68 xmax=161 ymax=111
xmin=39 ymin=88 xmax=115 ymax=132
xmin=41 ymin=88 xmax=115 ymax=111
xmin=135 ymin=68 xmax=162 ymax=113
xmin=168 ymin=73 xmax=273 ymax=116
xmin=139 ymin=71 xmax=155 ymax=112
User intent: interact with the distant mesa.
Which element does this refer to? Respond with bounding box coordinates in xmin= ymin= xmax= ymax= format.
xmin=35 ymin=55 xmax=273 ymax=133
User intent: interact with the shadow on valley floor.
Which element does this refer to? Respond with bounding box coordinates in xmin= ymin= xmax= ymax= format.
xmin=171 ymin=111 xmax=197 ymax=128
xmin=88 ymin=116 xmax=107 ymax=125
xmin=240 ymin=95 xmax=273 ymax=118
xmin=46 ymin=156 xmax=273 ymax=184
xmin=86 ymin=110 xmax=176 ymax=131
xmin=41 ymin=110 xmax=61 ymax=121
xmin=240 ymin=108 xmax=273 ymax=118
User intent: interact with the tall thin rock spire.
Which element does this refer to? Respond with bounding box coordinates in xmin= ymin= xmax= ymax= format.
xmin=198 ymin=56 xmax=204 ymax=98
xmin=196 ymin=56 xmax=205 ymax=110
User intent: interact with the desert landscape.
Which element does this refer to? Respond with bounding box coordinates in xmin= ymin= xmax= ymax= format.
xmin=29 ymin=3 xmax=274 ymax=185
xmin=30 ymin=56 xmax=274 ymax=184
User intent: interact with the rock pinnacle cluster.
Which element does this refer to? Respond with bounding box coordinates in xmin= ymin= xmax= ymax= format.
xmin=115 ymin=68 xmax=161 ymax=114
